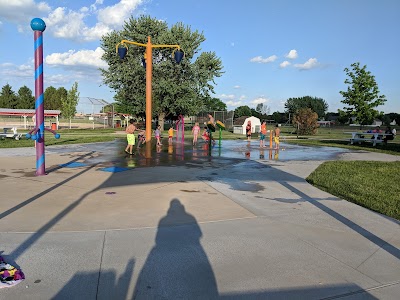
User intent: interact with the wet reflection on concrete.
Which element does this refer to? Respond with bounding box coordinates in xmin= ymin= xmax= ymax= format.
xmin=45 ymin=139 xmax=349 ymax=169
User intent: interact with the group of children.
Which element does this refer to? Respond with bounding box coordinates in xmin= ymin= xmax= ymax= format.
xmin=124 ymin=119 xmax=192 ymax=155
xmin=125 ymin=117 xmax=282 ymax=155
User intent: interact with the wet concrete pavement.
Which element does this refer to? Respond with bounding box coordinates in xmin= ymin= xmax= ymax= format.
xmin=0 ymin=140 xmax=399 ymax=299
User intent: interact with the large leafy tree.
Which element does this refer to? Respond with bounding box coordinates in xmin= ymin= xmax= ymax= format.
xmin=44 ymin=86 xmax=66 ymax=110
xmin=284 ymin=96 xmax=328 ymax=119
xmin=100 ymin=16 xmax=223 ymax=129
xmin=234 ymin=105 xmax=252 ymax=118
xmin=293 ymin=108 xmax=319 ymax=135
xmin=339 ymin=62 xmax=386 ymax=126
xmin=0 ymin=84 xmax=18 ymax=109
xmin=202 ymin=96 xmax=227 ymax=112
xmin=16 ymin=86 xmax=35 ymax=109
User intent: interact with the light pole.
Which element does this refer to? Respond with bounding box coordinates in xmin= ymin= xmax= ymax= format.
xmin=116 ymin=36 xmax=184 ymax=145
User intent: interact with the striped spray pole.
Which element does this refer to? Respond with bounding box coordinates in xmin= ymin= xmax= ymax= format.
xmin=31 ymin=18 xmax=46 ymax=176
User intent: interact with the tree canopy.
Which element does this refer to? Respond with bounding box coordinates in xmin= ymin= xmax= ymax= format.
xmin=44 ymin=86 xmax=66 ymax=110
xmin=16 ymin=86 xmax=35 ymax=109
xmin=61 ymin=82 xmax=80 ymax=128
xmin=293 ymin=108 xmax=319 ymax=135
xmin=234 ymin=105 xmax=252 ymax=118
xmin=284 ymin=96 xmax=328 ymax=119
xmin=339 ymin=62 xmax=386 ymax=126
xmin=0 ymin=84 xmax=18 ymax=109
xmin=100 ymin=15 xmax=223 ymax=125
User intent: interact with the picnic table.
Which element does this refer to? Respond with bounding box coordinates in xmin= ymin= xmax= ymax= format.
xmin=0 ymin=127 xmax=22 ymax=140
xmin=345 ymin=131 xmax=392 ymax=146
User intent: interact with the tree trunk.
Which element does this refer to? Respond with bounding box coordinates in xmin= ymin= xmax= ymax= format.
xmin=158 ymin=112 xmax=165 ymax=131
xmin=69 ymin=118 xmax=72 ymax=129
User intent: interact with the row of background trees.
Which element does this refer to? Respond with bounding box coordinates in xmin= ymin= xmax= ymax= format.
xmin=0 ymin=83 xmax=66 ymax=110
xmin=2 ymin=80 xmax=399 ymax=128
xmin=0 ymin=82 xmax=80 ymax=127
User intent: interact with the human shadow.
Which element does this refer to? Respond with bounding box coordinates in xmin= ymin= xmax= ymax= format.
xmin=133 ymin=199 xmax=218 ymax=299
xmin=53 ymin=258 xmax=135 ymax=299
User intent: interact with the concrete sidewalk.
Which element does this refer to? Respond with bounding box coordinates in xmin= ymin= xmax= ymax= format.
xmin=0 ymin=144 xmax=399 ymax=299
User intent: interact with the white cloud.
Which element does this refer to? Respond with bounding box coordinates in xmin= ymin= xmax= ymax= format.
xmin=251 ymin=97 xmax=269 ymax=105
xmin=44 ymin=7 xmax=87 ymax=39
xmin=280 ymin=61 xmax=291 ymax=68
xmin=219 ymin=94 xmax=235 ymax=100
xmin=97 ymin=0 xmax=143 ymax=27
xmin=0 ymin=0 xmax=51 ymax=23
xmin=234 ymin=85 xmax=240 ymax=89
xmin=45 ymin=74 xmax=73 ymax=85
xmin=226 ymin=100 xmax=242 ymax=107
xmin=250 ymin=55 xmax=277 ymax=63
xmin=285 ymin=49 xmax=298 ymax=59
xmin=294 ymin=58 xmax=319 ymax=70
xmin=0 ymin=0 xmax=143 ymax=41
xmin=239 ymin=95 xmax=246 ymax=100
xmin=0 ymin=63 xmax=33 ymax=78
xmin=45 ymin=47 xmax=108 ymax=69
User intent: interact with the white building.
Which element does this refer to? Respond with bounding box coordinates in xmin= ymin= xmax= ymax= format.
xmin=233 ymin=116 xmax=261 ymax=135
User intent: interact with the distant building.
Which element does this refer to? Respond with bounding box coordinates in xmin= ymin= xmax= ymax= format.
xmin=233 ymin=116 xmax=261 ymax=135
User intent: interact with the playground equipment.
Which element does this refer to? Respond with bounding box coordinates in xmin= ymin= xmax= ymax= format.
xmin=176 ymin=115 xmax=184 ymax=143
xmin=215 ymin=120 xmax=225 ymax=147
xmin=28 ymin=18 xmax=60 ymax=176
xmin=116 ymin=37 xmax=184 ymax=144
xmin=0 ymin=127 xmax=22 ymax=140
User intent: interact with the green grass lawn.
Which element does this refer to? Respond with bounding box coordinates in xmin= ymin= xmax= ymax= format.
xmin=307 ymin=161 xmax=400 ymax=220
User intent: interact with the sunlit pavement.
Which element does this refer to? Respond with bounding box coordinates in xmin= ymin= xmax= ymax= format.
xmin=0 ymin=140 xmax=399 ymax=299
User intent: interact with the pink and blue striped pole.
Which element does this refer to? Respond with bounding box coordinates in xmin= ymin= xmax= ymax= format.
xmin=31 ymin=18 xmax=46 ymax=176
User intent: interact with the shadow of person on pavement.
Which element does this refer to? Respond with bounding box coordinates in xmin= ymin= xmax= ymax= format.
xmin=133 ymin=199 xmax=218 ymax=299
xmin=54 ymin=258 xmax=135 ymax=299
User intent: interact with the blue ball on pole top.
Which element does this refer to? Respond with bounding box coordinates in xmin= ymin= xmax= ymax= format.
xmin=30 ymin=18 xmax=46 ymax=32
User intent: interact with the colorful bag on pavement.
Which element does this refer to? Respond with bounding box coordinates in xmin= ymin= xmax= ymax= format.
xmin=0 ymin=256 xmax=25 ymax=289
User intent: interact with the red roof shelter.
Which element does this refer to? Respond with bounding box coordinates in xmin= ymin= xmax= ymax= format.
xmin=0 ymin=108 xmax=61 ymax=129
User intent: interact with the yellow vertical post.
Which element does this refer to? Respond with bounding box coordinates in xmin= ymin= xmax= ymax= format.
xmin=145 ymin=36 xmax=152 ymax=143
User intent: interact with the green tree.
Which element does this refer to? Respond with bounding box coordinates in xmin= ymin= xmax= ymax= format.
xmin=234 ymin=105 xmax=252 ymax=118
xmin=339 ymin=62 xmax=386 ymax=127
xmin=16 ymin=86 xmax=35 ymax=109
xmin=293 ymin=108 xmax=319 ymax=135
xmin=100 ymin=15 xmax=223 ymax=130
xmin=0 ymin=84 xmax=18 ymax=109
xmin=271 ymin=111 xmax=287 ymax=123
xmin=284 ymin=96 xmax=328 ymax=119
xmin=102 ymin=103 xmax=115 ymax=113
xmin=61 ymin=82 xmax=79 ymax=129
xmin=203 ymin=96 xmax=227 ymax=112
xmin=43 ymin=86 xmax=66 ymax=110
xmin=55 ymin=87 xmax=67 ymax=110
xmin=44 ymin=86 xmax=57 ymax=110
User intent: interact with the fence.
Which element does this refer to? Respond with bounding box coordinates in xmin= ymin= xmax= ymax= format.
xmin=187 ymin=111 xmax=234 ymax=131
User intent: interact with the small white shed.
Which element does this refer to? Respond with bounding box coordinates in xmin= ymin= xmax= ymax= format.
xmin=233 ymin=116 xmax=261 ymax=135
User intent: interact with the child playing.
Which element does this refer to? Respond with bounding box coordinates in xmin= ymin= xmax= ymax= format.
xmin=168 ymin=126 xmax=176 ymax=144
xmin=137 ymin=129 xmax=146 ymax=149
xmin=154 ymin=125 xmax=162 ymax=146
xmin=273 ymin=124 xmax=281 ymax=149
xmin=259 ymin=120 xmax=267 ymax=148
xmin=192 ymin=122 xmax=201 ymax=145
xmin=125 ymin=119 xmax=136 ymax=154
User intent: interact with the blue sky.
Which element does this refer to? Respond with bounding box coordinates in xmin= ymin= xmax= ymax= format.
xmin=0 ymin=0 xmax=399 ymax=114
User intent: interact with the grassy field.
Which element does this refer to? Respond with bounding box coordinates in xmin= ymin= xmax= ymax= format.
xmin=307 ymin=161 xmax=400 ymax=220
